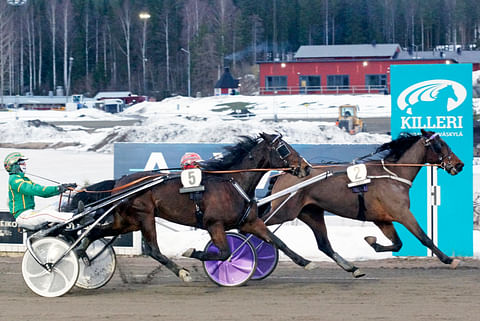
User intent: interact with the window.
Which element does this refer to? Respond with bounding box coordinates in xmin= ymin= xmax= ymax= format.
xmin=299 ymin=76 xmax=321 ymax=93
xmin=327 ymin=75 xmax=349 ymax=89
xmin=265 ymin=76 xmax=287 ymax=91
xmin=365 ymin=74 xmax=387 ymax=87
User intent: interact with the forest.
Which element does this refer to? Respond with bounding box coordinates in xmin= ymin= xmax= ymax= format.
xmin=0 ymin=0 xmax=479 ymax=100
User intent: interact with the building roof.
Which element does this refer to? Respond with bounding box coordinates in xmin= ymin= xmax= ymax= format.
xmin=215 ymin=68 xmax=239 ymax=88
xmin=0 ymin=95 xmax=72 ymax=106
xmin=294 ymin=44 xmax=401 ymax=59
xmin=94 ymin=91 xmax=132 ymax=99
xmin=397 ymin=50 xmax=480 ymax=64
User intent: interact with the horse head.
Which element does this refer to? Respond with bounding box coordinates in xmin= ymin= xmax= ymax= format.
xmin=259 ymin=132 xmax=311 ymax=178
xmin=440 ymin=84 xmax=458 ymax=102
xmin=421 ymin=129 xmax=464 ymax=175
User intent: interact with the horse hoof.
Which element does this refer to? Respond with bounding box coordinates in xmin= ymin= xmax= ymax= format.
xmin=179 ymin=269 xmax=192 ymax=282
xmin=304 ymin=262 xmax=317 ymax=270
xmin=182 ymin=248 xmax=195 ymax=258
xmin=364 ymin=236 xmax=377 ymax=245
xmin=352 ymin=269 xmax=366 ymax=278
xmin=450 ymin=259 xmax=461 ymax=269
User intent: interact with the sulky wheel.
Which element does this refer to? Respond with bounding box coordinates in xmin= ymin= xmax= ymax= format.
xmin=203 ymin=232 xmax=257 ymax=287
xmin=76 ymin=238 xmax=116 ymax=290
xmin=22 ymin=237 xmax=79 ymax=297
xmin=247 ymin=234 xmax=279 ymax=280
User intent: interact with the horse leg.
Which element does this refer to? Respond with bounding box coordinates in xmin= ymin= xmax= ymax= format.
xmin=140 ymin=216 xmax=192 ymax=282
xmin=240 ymin=218 xmax=316 ymax=270
xmin=298 ymin=208 xmax=365 ymax=278
xmin=367 ymin=214 xmax=459 ymax=268
xmin=182 ymin=222 xmax=232 ymax=261
xmin=364 ymin=222 xmax=403 ymax=252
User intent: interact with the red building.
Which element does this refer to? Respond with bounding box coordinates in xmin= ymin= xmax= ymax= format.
xmin=258 ymin=44 xmax=480 ymax=95
xmin=214 ymin=67 xmax=240 ymax=95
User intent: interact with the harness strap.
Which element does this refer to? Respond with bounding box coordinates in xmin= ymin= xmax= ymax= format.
xmin=228 ymin=178 xmax=256 ymax=227
xmin=190 ymin=191 xmax=204 ymax=228
xmin=230 ymin=179 xmax=251 ymax=202
xmin=366 ymin=175 xmax=412 ymax=186
xmin=366 ymin=159 xmax=412 ymax=187
xmin=357 ymin=193 xmax=367 ymax=221
xmin=236 ymin=201 xmax=255 ymax=227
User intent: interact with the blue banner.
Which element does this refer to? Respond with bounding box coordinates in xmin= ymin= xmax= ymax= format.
xmin=391 ymin=64 xmax=473 ymax=256
xmin=114 ymin=143 xmax=378 ymax=198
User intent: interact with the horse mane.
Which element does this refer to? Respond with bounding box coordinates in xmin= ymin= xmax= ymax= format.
xmin=374 ymin=133 xmax=422 ymax=161
xmin=201 ymin=135 xmax=259 ymax=170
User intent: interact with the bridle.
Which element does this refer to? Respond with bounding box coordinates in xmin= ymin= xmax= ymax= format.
xmin=270 ymin=134 xmax=311 ymax=176
xmin=424 ymin=133 xmax=455 ymax=171
xmin=271 ymin=134 xmax=292 ymax=160
xmin=269 ymin=134 xmax=293 ymax=169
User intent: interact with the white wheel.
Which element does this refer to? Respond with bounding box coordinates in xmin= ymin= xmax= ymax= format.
xmin=76 ymin=238 xmax=116 ymax=290
xmin=22 ymin=237 xmax=79 ymax=297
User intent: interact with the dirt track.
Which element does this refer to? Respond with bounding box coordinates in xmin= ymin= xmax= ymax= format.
xmin=1 ymin=255 xmax=480 ymax=321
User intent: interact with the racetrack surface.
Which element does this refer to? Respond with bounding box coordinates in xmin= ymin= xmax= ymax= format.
xmin=1 ymin=255 xmax=480 ymax=321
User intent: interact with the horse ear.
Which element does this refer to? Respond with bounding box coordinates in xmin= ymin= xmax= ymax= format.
xmin=259 ymin=132 xmax=272 ymax=142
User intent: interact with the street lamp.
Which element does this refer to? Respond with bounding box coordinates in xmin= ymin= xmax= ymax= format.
xmin=139 ymin=12 xmax=151 ymax=94
xmin=66 ymin=56 xmax=74 ymax=99
xmin=180 ymin=48 xmax=191 ymax=97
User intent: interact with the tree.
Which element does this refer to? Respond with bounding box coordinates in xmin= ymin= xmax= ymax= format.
xmin=116 ymin=0 xmax=133 ymax=91
xmin=0 ymin=3 xmax=14 ymax=105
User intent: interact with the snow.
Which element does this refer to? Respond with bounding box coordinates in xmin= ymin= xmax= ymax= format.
xmin=0 ymin=92 xmax=479 ymax=261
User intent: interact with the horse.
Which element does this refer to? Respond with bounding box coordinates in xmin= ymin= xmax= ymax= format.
xmin=263 ymin=129 xmax=464 ymax=277
xmin=407 ymin=83 xmax=458 ymax=115
xmin=74 ymin=132 xmax=312 ymax=282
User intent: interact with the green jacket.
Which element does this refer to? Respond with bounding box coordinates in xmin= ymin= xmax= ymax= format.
xmin=8 ymin=172 xmax=61 ymax=218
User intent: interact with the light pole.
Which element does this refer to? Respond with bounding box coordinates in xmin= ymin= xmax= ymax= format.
xmin=180 ymin=48 xmax=191 ymax=97
xmin=139 ymin=12 xmax=151 ymax=94
xmin=66 ymin=56 xmax=74 ymax=100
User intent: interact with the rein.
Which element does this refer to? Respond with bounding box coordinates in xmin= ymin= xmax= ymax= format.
xmin=72 ymin=162 xmax=435 ymax=195
xmin=79 ymin=174 xmax=165 ymax=194
xmin=310 ymin=163 xmax=439 ymax=168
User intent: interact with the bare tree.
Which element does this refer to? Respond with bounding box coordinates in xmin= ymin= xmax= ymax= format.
xmin=85 ymin=6 xmax=90 ymax=85
xmin=117 ymin=1 xmax=133 ymax=91
xmin=164 ymin=13 xmax=170 ymax=92
xmin=38 ymin=22 xmax=43 ymax=90
xmin=60 ymin=0 xmax=73 ymax=95
xmin=26 ymin=7 xmax=35 ymax=94
xmin=211 ymin=0 xmax=236 ymax=69
xmin=0 ymin=3 xmax=14 ymax=105
xmin=47 ymin=0 xmax=58 ymax=92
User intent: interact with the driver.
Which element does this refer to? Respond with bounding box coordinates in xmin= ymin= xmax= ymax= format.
xmin=4 ymin=152 xmax=77 ymax=230
xmin=180 ymin=152 xmax=203 ymax=169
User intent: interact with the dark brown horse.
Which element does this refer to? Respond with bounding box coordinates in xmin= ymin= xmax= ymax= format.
xmin=79 ymin=133 xmax=312 ymax=282
xmin=264 ymin=129 xmax=464 ymax=277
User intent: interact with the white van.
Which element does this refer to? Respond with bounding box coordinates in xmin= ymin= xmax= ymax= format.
xmin=101 ymin=99 xmax=125 ymax=113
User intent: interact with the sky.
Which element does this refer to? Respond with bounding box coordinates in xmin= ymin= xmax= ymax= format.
xmin=0 ymin=89 xmax=479 ymax=261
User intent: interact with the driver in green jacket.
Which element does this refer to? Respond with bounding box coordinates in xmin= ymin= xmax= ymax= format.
xmin=4 ymin=152 xmax=77 ymax=230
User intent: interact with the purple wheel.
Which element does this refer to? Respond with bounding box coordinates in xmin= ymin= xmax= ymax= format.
xmin=203 ymin=232 xmax=257 ymax=287
xmin=248 ymin=234 xmax=279 ymax=280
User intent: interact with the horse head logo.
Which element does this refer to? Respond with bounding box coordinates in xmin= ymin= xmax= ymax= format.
xmin=397 ymin=80 xmax=466 ymax=115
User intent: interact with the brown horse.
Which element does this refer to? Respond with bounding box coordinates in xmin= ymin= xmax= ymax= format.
xmin=80 ymin=133 xmax=312 ymax=282
xmin=264 ymin=129 xmax=464 ymax=277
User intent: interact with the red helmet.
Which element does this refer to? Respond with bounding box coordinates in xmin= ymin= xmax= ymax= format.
xmin=180 ymin=152 xmax=202 ymax=169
